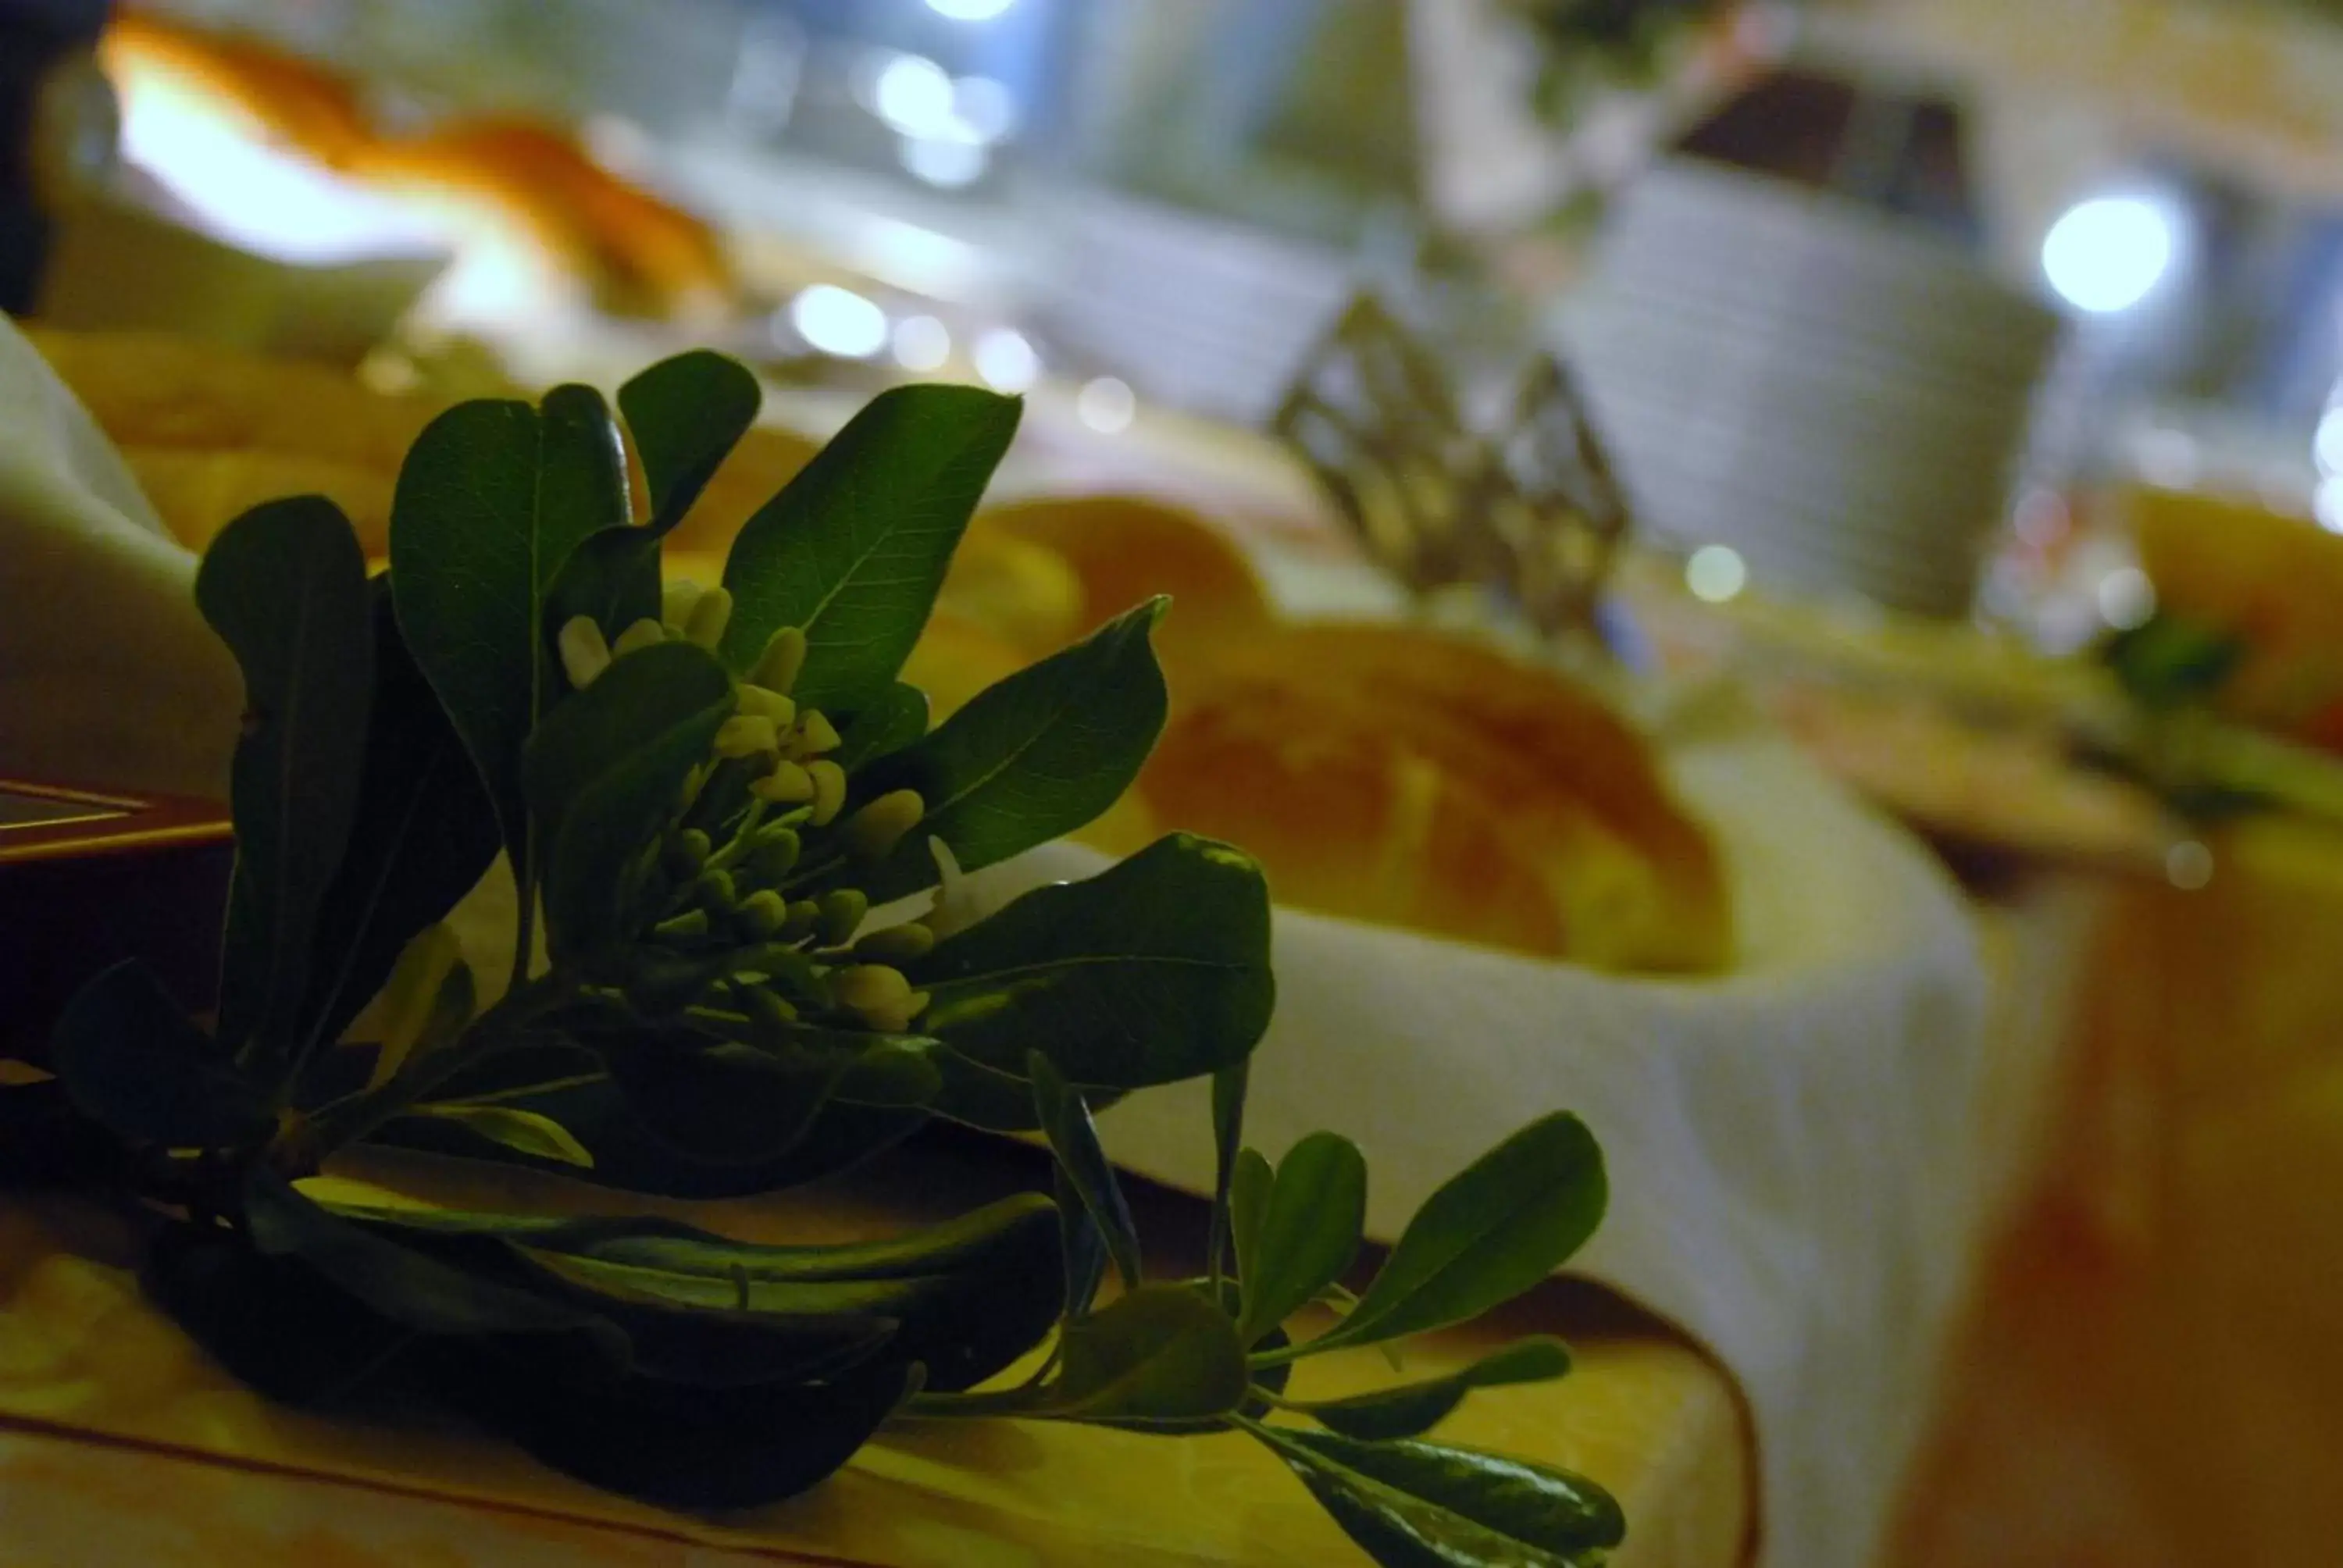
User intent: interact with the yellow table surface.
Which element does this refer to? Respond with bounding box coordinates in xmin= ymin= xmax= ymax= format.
xmin=0 ymin=1131 xmax=1751 ymax=1567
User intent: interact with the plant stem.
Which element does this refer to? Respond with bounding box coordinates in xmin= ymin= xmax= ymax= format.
xmin=305 ymin=970 xmax=576 ymax=1157
xmin=508 ymin=848 xmax=539 ymax=1000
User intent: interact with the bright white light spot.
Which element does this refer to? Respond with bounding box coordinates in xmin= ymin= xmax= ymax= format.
xmin=893 ymin=314 xmax=953 ymax=372
xmin=2043 ymin=197 xmax=2177 ymax=315
xmin=1685 ymin=544 xmax=1748 ymax=604
xmin=2316 ymin=409 xmax=2343 ymax=477
xmin=790 ymin=284 xmax=888 ymax=359
xmin=928 ymin=0 xmax=1016 ymax=19
xmin=2315 ymin=476 xmax=2343 ymax=534
xmin=2166 ymin=839 xmax=2214 ymax=891
xmin=2096 ymin=565 xmax=2157 ymax=629
xmin=874 ymin=54 xmax=959 ymax=139
xmin=973 ymin=328 xmax=1040 ymax=393
xmin=1076 ymin=376 xmax=1136 ymax=433
xmin=898 ymin=135 xmax=987 ymax=188
xmin=953 ymin=77 xmax=1017 ymax=144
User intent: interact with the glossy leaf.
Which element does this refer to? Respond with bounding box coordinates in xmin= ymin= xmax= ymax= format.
xmin=1046 ymin=1284 xmax=1249 ymax=1422
xmin=243 ymin=1170 xmax=616 ymax=1349
xmin=904 ymin=832 xmax=1273 ymax=1089
xmin=1257 ymin=1427 xmax=1624 ymax=1566
xmin=368 ymin=1039 xmax=930 ymax=1196
xmin=846 ymin=600 xmax=1171 ymax=903
xmin=298 ymin=581 xmax=501 ymax=1055
xmin=519 ymin=639 xmax=734 ymax=958
xmin=405 ymin=1103 xmax=594 ymax=1168
xmin=196 ymin=496 xmax=375 ymax=1057
xmin=1239 ymin=1132 xmax=1366 ymax=1347
xmin=829 ymin=681 xmax=929 ymax=772
xmin=1314 ymin=1114 xmax=1605 ymax=1354
xmin=619 ymin=349 xmax=762 ymax=533
xmin=51 ymin=961 xmax=271 ymax=1147
xmin=593 ymin=1027 xmax=938 ymax=1167
xmin=1228 ymin=1148 xmax=1273 ymax=1320
xmin=388 ymin=390 xmax=624 ymax=874
xmin=1207 ymin=1060 xmax=1250 ymax=1285
xmin=1029 ymin=1053 xmax=1141 ymax=1291
xmin=1053 ymin=1160 xmax=1109 ymax=1323
xmin=1286 ymin=1338 xmax=1572 ymax=1442
xmin=720 ymin=383 xmax=1022 ymax=703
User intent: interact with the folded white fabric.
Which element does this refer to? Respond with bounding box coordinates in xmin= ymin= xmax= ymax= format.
xmin=0 ymin=315 xmax=238 ymax=798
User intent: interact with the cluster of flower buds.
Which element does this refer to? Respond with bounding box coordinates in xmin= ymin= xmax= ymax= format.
xmin=579 ymin=583 xmax=942 ymax=1036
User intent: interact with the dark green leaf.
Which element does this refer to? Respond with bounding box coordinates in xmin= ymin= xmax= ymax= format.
xmin=435 ymin=1341 xmax=912 ymax=1511
xmin=904 ymin=832 xmax=1273 ymax=1089
xmin=719 ymin=383 xmax=1022 ymax=702
xmin=388 ymin=390 xmax=625 ymax=876
xmin=51 ymin=961 xmax=271 ymax=1147
xmin=1257 ymin=1426 xmax=1624 ymax=1566
xmin=1239 ymin=1132 xmax=1366 ymax=1347
xmin=1207 ymin=1060 xmax=1250 ymax=1285
xmin=1029 ymin=1053 xmax=1141 ymax=1291
xmin=366 ymin=1039 xmax=929 ymax=1196
xmin=1229 ymin=1148 xmax=1273 ymax=1313
xmin=195 ymin=496 xmax=375 ymax=1057
xmin=593 ymin=1027 xmax=937 ymax=1167
xmin=1047 ymin=1284 xmax=1249 ymax=1422
xmin=1287 ymin=1338 xmax=1572 ymax=1442
xmin=619 ymin=349 xmax=763 ymax=533
xmin=846 ymin=600 xmax=1171 ymax=903
xmin=519 ymin=640 xmax=734 ymax=958
xmin=1054 ymin=1160 xmax=1109 ymax=1323
xmin=830 ymin=681 xmax=929 ymax=772
xmin=1314 ymin=1115 xmax=1606 ymax=1354
xmin=405 ymin=1103 xmax=594 ymax=1167
xmin=243 ymin=1169 xmax=615 ymax=1349
xmin=925 ymin=1043 xmax=1057 ymax=1133
xmin=298 ymin=581 xmax=501 ymax=1056
xmin=144 ymin=1221 xmax=415 ymax=1407
xmin=545 ymin=525 xmax=662 ymax=643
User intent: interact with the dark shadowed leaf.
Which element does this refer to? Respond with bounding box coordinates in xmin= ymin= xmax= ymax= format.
xmin=51 ymin=961 xmax=271 ymax=1147
xmin=1285 ymin=1338 xmax=1573 ymax=1442
xmin=546 ymin=525 xmax=662 ymax=643
xmin=195 ymin=496 xmax=374 ymax=1059
xmin=720 ymin=383 xmax=1022 ymax=704
xmin=592 ymin=1027 xmax=938 ymax=1167
xmin=1239 ymin=1132 xmax=1365 ymax=1347
xmin=1207 ymin=1060 xmax=1250 ymax=1284
xmin=388 ymin=389 xmax=624 ymax=875
xmin=298 ymin=580 xmax=501 ymax=1056
xmin=1029 ymin=1053 xmax=1140 ymax=1291
xmin=843 ymin=600 xmax=1170 ymax=903
xmin=1256 ymin=1426 xmax=1624 ymax=1566
xmin=405 ymin=1103 xmax=594 ymax=1167
xmin=519 ymin=639 xmax=734 ymax=959
xmin=829 ymin=681 xmax=929 ymax=772
xmin=904 ymin=833 xmax=1273 ymax=1089
xmin=1228 ymin=1147 xmax=1273 ymax=1322
xmin=1043 ymin=1284 xmax=1248 ymax=1423
xmin=1311 ymin=1115 xmax=1606 ymax=1355
xmin=619 ymin=349 xmax=763 ymax=533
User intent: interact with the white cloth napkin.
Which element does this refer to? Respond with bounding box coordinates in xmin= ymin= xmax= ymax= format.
xmin=0 ymin=312 xmax=1998 ymax=1568
xmin=0 ymin=316 xmax=238 ymax=799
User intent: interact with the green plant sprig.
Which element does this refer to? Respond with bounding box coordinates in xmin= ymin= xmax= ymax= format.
xmin=5 ymin=350 xmax=1623 ymax=1566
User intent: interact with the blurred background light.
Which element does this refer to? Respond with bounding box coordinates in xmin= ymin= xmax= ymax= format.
xmin=926 ymin=0 xmax=1018 ymax=20
xmin=1685 ymin=544 xmax=1748 ymax=604
xmin=1075 ymin=375 xmax=1136 ymax=433
xmin=973 ymin=326 xmax=1039 ymax=391
xmin=2042 ymin=196 xmax=2180 ymax=315
xmin=891 ymin=313 xmax=953 ymax=372
xmin=790 ymin=283 xmax=889 ymax=358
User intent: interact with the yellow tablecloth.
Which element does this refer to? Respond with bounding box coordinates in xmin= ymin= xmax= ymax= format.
xmin=0 ymin=1135 xmax=1751 ymax=1568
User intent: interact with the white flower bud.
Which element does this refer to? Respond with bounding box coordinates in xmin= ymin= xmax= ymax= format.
xmin=754 ymin=625 xmax=808 ymax=695
xmin=714 ymin=714 xmax=779 ymax=759
xmin=612 ymin=617 xmax=666 ymax=657
xmin=684 ymin=586 xmax=734 ymax=650
xmin=557 ymin=616 xmax=612 ymax=690
xmin=662 ymin=579 xmax=703 ymax=632
xmin=843 ymin=789 xmax=923 ymax=861
xmin=807 ymin=760 xmax=847 ymax=826
xmin=752 ymin=759 xmax=815 ymax=804
xmin=738 ymin=684 xmax=797 ymax=727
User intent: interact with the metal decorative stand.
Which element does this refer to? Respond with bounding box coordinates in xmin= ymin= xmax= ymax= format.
xmin=1271 ymin=294 xmax=1635 ymax=657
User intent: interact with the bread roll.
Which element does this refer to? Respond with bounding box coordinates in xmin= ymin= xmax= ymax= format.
xmin=973 ymin=494 xmax=1271 ymax=661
